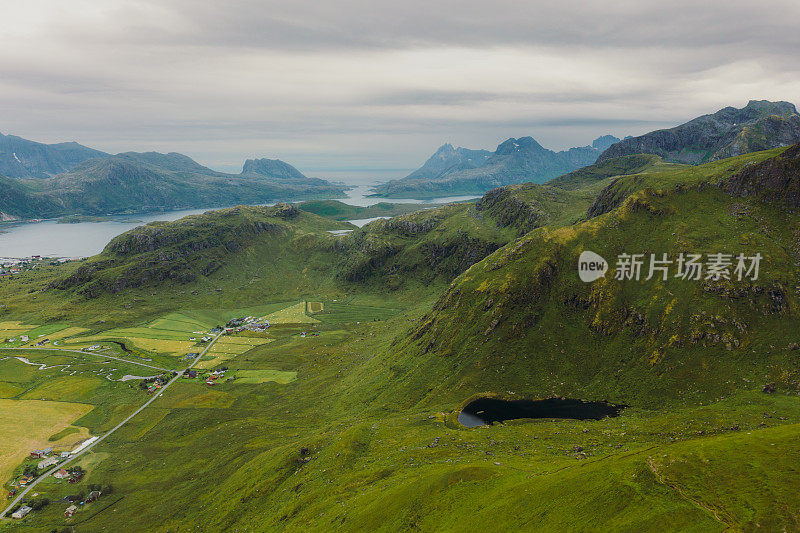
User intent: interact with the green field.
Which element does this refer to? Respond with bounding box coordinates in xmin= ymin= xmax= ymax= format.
xmin=233 ymin=369 xmax=297 ymax=384
xmin=0 ymin=399 xmax=92 ymax=482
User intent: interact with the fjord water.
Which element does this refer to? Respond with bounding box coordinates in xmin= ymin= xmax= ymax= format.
xmin=0 ymin=208 xmax=212 ymax=258
xmin=0 ymin=184 xmax=480 ymax=258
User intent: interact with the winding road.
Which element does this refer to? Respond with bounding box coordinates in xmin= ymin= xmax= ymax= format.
xmin=1 ymin=332 xmax=222 ymax=519
xmin=0 ymin=346 xmax=170 ymax=372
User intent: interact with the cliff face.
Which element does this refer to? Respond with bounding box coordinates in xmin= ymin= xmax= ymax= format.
xmin=723 ymin=143 xmax=800 ymax=207
xmin=598 ymin=100 xmax=800 ymax=164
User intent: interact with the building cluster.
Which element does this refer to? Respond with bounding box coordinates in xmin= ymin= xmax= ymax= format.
xmin=0 ymin=256 xmax=77 ymax=278
xmin=9 ymin=444 xmax=104 ymax=520
xmin=226 ymin=316 xmax=270 ymax=333
xmin=183 ymin=368 xmax=229 ymax=386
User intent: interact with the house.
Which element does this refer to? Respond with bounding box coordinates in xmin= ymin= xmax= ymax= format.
xmin=11 ymin=505 xmax=32 ymax=519
xmin=68 ymin=471 xmax=84 ymax=483
xmin=19 ymin=475 xmax=33 ymax=486
xmin=30 ymin=447 xmax=52 ymax=458
xmin=54 ymin=469 xmax=70 ymax=479
xmin=205 ymin=380 xmax=215 ymax=386
xmin=61 ymin=451 xmax=71 ymax=458
xmin=185 ymin=370 xmax=197 ymax=378
xmin=20 ymin=335 xmax=29 ymax=342
xmin=38 ymin=456 xmax=59 ymax=469
xmin=65 ymin=505 xmax=78 ymax=517
xmin=86 ymin=490 xmax=101 ymax=503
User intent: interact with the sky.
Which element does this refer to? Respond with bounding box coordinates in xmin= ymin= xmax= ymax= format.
xmin=0 ymin=0 xmax=799 ymax=181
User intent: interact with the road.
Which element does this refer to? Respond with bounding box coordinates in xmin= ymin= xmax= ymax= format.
xmin=1 ymin=332 xmax=222 ymax=518
xmin=1 ymin=347 xmax=170 ymax=372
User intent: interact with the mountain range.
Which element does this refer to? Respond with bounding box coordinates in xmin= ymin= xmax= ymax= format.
xmin=598 ymin=100 xmax=800 ymax=163
xmin=0 ymin=132 xmax=108 ymax=178
xmin=0 ymin=142 xmax=345 ymax=220
xmin=371 ymin=135 xmax=621 ymax=198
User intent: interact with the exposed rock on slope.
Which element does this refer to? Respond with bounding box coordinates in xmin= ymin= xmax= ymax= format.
xmin=723 ymin=143 xmax=800 ymax=207
xmin=598 ymin=100 xmax=800 ymax=164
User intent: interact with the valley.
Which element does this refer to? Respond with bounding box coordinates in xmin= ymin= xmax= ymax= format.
xmin=1 ymin=135 xmax=799 ymax=530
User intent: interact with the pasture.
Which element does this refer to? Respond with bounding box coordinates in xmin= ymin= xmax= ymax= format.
xmin=233 ymin=369 xmax=297 ymax=384
xmin=0 ymin=399 xmax=93 ymax=481
xmin=261 ymin=301 xmax=320 ymax=324
xmin=195 ymin=335 xmax=273 ymax=369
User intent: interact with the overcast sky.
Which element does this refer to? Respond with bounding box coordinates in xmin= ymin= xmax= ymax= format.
xmin=1 ymin=0 xmax=798 ymax=180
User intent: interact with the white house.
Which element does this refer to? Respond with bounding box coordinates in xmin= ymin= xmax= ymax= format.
xmin=38 ymin=456 xmax=59 ymax=469
xmin=12 ymin=505 xmax=32 ymax=519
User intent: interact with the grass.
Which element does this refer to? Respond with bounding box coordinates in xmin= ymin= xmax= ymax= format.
xmin=262 ymin=301 xmax=320 ymax=324
xmin=298 ymin=199 xmax=436 ymax=221
xmin=233 ymin=369 xmax=297 ymax=384
xmin=48 ymin=426 xmax=81 ymax=442
xmin=195 ymin=336 xmax=273 ymax=369
xmin=4 ymin=147 xmax=800 ymax=531
xmin=0 ymin=399 xmax=92 ymax=481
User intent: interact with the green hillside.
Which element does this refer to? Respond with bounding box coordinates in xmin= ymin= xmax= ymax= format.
xmin=3 ymin=146 xmax=800 ymax=532
xmin=0 ymin=152 xmax=347 ymax=220
xmin=298 ymin=199 xmax=437 ymax=220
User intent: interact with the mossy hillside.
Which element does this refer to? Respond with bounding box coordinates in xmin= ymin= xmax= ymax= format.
xmin=339 ymin=203 xmax=517 ymax=288
xmin=587 ymin=147 xmax=787 ymax=218
xmin=9 ymin=306 xmax=800 ymax=532
xmin=298 ymin=199 xmax=438 ymax=220
xmin=5 ymin=148 xmax=800 ymax=531
xmin=545 ymin=153 xmax=676 ymax=190
xmin=393 ymin=183 xmax=799 ymax=410
xmin=0 ymin=201 xmax=518 ymax=331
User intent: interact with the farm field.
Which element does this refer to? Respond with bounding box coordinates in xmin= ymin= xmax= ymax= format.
xmin=233 ymin=369 xmax=297 ymax=384
xmin=261 ymin=301 xmax=320 ymax=324
xmin=0 ymin=322 xmax=89 ymax=349
xmin=63 ymin=311 xmax=215 ymax=356
xmin=0 ymin=399 xmax=93 ymax=481
xmin=195 ymin=335 xmax=274 ymax=369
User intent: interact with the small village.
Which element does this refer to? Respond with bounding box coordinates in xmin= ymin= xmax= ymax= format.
xmin=0 ymin=256 xmax=76 ymax=278
xmin=6 ymin=441 xmax=109 ymax=521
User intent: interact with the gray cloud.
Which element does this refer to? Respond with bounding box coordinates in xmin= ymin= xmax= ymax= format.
xmin=0 ymin=1 xmax=798 ymax=181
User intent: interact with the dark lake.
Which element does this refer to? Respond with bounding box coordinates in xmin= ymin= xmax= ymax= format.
xmin=458 ymin=397 xmax=625 ymax=427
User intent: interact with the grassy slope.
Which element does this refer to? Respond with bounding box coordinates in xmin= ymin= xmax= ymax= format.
xmin=4 ymin=147 xmax=800 ymax=531
xmin=298 ymin=199 xmax=439 ymax=220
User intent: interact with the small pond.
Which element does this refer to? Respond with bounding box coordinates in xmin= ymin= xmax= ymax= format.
xmin=458 ymin=397 xmax=624 ymax=427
